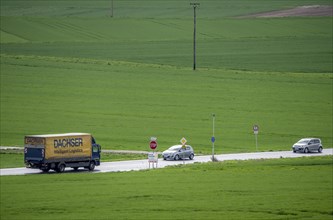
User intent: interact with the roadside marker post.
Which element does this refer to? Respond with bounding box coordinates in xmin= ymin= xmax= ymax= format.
xmin=180 ymin=137 xmax=187 ymax=165
xmin=253 ymin=125 xmax=259 ymax=151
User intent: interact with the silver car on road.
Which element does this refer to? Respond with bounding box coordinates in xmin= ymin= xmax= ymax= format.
xmin=292 ymin=138 xmax=323 ymax=153
xmin=162 ymin=145 xmax=194 ymax=160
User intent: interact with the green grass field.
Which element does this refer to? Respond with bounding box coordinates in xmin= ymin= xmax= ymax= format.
xmin=1 ymin=156 xmax=332 ymax=220
xmin=1 ymin=0 xmax=332 ymax=154
xmin=1 ymin=55 xmax=332 ymax=153
xmin=0 ymin=151 xmax=23 ymax=168
xmin=1 ymin=17 xmax=332 ymax=72
xmin=1 ymin=1 xmax=333 ymax=219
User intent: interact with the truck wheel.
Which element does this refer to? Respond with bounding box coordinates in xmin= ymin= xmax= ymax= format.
xmin=318 ymin=147 xmax=323 ymax=153
xmin=88 ymin=161 xmax=95 ymax=171
xmin=56 ymin=164 xmax=66 ymax=173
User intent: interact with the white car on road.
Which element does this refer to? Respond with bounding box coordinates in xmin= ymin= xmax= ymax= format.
xmin=162 ymin=145 xmax=195 ymax=160
xmin=292 ymin=138 xmax=323 ymax=153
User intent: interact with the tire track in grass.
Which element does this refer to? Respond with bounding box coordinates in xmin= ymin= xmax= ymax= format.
xmin=55 ymin=20 xmax=108 ymax=40
xmin=35 ymin=19 xmax=107 ymax=41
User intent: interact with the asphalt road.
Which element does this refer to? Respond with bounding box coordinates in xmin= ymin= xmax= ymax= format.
xmin=1 ymin=149 xmax=332 ymax=176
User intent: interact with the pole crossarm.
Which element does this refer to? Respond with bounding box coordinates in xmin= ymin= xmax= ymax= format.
xmin=190 ymin=3 xmax=200 ymax=7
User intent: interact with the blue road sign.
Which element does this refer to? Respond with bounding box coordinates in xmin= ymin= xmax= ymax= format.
xmin=211 ymin=136 xmax=215 ymax=143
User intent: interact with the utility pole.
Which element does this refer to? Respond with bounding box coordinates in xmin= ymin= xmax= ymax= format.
xmin=190 ymin=3 xmax=200 ymax=70
xmin=110 ymin=0 xmax=114 ymax=17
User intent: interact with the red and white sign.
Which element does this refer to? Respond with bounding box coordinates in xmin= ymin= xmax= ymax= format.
xmin=150 ymin=140 xmax=157 ymax=150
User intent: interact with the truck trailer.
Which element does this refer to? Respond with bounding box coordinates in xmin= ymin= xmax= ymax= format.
xmin=24 ymin=133 xmax=101 ymax=173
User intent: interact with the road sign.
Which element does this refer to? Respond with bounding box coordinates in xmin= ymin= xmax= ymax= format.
xmin=211 ymin=136 xmax=215 ymax=143
xmin=180 ymin=137 xmax=187 ymax=146
xmin=149 ymin=140 xmax=157 ymax=150
xmin=148 ymin=152 xmax=158 ymax=162
xmin=148 ymin=152 xmax=158 ymax=169
xmin=253 ymin=125 xmax=259 ymax=134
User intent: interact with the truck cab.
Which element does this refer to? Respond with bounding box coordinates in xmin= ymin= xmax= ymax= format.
xmin=91 ymin=136 xmax=101 ymax=166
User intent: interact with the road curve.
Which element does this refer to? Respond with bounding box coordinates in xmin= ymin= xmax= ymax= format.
xmin=1 ymin=149 xmax=332 ymax=176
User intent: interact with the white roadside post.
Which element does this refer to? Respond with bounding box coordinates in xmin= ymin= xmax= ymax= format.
xmin=253 ymin=125 xmax=259 ymax=151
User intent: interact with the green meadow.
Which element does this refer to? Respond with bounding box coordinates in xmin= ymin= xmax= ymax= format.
xmin=1 ymin=55 xmax=332 ymax=153
xmin=1 ymin=1 xmax=333 ymax=220
xmin=1 ymin=0 xmax=332 ymax=154
xmin=1 ymin=156 xmax=332 ymax=220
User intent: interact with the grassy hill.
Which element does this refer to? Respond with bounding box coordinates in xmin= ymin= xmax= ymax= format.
xmin=1 ymin=0 xmax=332 ymax=153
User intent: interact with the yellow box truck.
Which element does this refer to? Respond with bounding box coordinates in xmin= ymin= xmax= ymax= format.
xmin=24 ymin=133 xmax=101 ymax=173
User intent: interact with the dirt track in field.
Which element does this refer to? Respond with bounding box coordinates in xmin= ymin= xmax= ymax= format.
xmin=241 ymin=5 xmax=333 ymax=18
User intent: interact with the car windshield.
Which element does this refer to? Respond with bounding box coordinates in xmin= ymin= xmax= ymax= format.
xmin=297 ymin=139 xmax=310 ymax=144
xmin=168 ymin=146 xmax=181 ymax=151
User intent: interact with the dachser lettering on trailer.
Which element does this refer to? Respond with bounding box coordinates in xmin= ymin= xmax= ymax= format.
xmin=54 ymin=138 xmax=83 ymax=148
xmin=25 ymin=137 xmax=45 ymax=145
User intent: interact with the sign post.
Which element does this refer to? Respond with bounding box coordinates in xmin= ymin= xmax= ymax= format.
xmin=212 ymin=113 xmax=216 ymax=161
xmin=148 ymin=137 xmax=158 ymax=168
xmin=253 ymin=125 xmax=259 ymax=151
xmin=180 ymin=137 xmax=187 ymax=165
